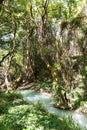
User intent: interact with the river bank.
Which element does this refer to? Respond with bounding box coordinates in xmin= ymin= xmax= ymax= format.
xmin=0 ymin=91 xmax=83 ymax=130
xmin=19 ymin=89 xmax=87 ymax=129
xmin=17 ymin=82 xmax=87 ymax=115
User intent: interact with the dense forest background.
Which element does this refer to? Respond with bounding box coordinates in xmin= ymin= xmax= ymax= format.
xmin=0 ymin=0 xmax=87 ymax=109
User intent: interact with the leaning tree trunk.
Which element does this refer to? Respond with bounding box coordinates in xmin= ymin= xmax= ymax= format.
xmin=2 ymin=19 xmax=17 ymax=92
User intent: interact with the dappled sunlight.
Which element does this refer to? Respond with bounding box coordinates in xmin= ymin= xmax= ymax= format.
xmin=20 ymin=89 xmax=87 ymax=129
xmin=0 ymin=0 xmax=87 ymax=129
xmin=8 ymin=105 xmax=29 ymax=114
xmin=0 ymin=91 xmax=84 ymax=130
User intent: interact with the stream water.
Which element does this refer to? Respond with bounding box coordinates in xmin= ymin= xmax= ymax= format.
xmin=18 ymin=89 xmax=87 ymax=129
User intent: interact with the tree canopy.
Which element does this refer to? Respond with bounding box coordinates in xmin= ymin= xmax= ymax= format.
xmin=0 ymin=0 xmax=87 ymax=109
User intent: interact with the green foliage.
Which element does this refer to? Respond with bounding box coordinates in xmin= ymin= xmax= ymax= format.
xmin=37 ymin=81 xmax=52 ymax=91
xmin=0 ymin=0 xmax=87 ymax=113
xmin=80 ymin=101 xmax=87 ymax=114
xmin=0 ymin=92 xmax=82 ymax=130
xmin=0 ymin=92 xmax=22 ymax=114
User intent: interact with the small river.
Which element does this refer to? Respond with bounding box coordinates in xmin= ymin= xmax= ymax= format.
xmin=18 ymin=89 xmax=87 ymax=129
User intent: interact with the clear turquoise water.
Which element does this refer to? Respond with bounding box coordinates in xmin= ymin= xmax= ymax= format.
xmin=19 ymin=90 xmax=87 ymax=129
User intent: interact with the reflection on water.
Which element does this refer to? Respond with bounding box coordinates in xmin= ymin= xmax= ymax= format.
xmin=19 ymin=90 xmax=87 ymax=129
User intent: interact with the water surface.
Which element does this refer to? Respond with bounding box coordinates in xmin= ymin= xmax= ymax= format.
xmin=19 ymin=89 xmax=87 ymax=129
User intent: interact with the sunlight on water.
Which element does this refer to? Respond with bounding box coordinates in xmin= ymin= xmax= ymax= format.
xmin=72 ymin=112 xmax=87 ymax=128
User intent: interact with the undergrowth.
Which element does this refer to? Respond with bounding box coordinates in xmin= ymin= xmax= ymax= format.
xmin=0 ymin=91 xmax=84 ymax=130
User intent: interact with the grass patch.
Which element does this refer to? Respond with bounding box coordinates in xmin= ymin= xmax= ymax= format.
xmin=0 ymin=91 xmax=84 ymax=130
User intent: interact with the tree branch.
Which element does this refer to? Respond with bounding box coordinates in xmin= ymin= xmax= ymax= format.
xmin=0 ymin=51 xmax=11 ymax=66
